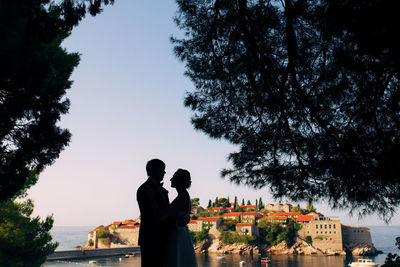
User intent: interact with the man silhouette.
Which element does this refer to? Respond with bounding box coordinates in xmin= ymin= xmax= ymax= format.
xmin=137 ymin=159 xmax=171 ymax=267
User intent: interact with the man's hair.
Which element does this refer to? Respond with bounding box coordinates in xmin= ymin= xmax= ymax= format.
xmin=146 ymin=159 xmax=165 ymax=177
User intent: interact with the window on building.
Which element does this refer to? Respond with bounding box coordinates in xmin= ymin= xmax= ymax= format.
xmin=325 ymin=224 xmax=327 ymax=229
xmin=330 ymin=238 xmax=332 ymax=240
xmin=334 ymin=231 xmax=336 ymax=234
xmin=316 ymin=231 xmax=318 ymax=234
xmin=316 ymin=225 xmax=318 ymax=229
xmin=329 ymin=231 xmax=331 ymax=234
xmin=333 ymin=224 xmax=336 ymax=229
xmin=329 ymin=224 xmax=331 ymax=229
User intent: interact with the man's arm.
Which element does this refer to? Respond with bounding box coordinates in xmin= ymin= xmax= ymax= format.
xmin=137 ymin=184 xmax=171 ymax=222
xmin=177 ymin=213 xmax=191 ymax=226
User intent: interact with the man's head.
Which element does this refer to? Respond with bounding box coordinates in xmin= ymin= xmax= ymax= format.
xmin=146 ymin=159 xmax=166 ymax=182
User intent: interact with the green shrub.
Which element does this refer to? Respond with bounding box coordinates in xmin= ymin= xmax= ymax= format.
xmin=190 ymin=228 xmax=209 ymax=244
xmin=314 ymin=236 xmax=323 ymax=240
xmin=222 ymin=219 xmax=238 ymax=231
xmin=259 ymin=221 xmax=299 ymax=246
xmin=219 ymin=230 xmax=257 ymax=245
xmin=88 ymin=239 xmax=94 ymax=246
xmin=96 ymin=228 xmax=111 ymax=238
xmin=305 ymin=236 xmax=312 ymax=245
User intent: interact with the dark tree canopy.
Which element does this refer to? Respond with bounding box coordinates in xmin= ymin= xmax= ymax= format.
xmin=0 ymin=200 xmax=57 ymax=266
xmin=0 ymin=0 xmax=114 ymax=201
xmin=172 ymin=0 xmax=400 ymax=221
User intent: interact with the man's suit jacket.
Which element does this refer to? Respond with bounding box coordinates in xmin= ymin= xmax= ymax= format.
xmin=137 ymin=178 xmax=170 ymax=248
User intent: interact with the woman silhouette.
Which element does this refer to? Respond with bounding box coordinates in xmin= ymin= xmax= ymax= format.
xmin=164 ymin=169 xmax=198 ymax=267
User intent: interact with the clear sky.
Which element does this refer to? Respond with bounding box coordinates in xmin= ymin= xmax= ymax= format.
xmin=27 ymin=0 xmax=400 ymax=227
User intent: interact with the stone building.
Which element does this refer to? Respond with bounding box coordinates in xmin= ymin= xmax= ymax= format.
xmin=197 ymin=217 xmax=222 ymax=230
xmin=342 ymin=225 xmax=373 ymax=248
xmin=221 ymin=212 xmax=242 ymax=221
xmin=236 ymin=223 xmax=259 ymax=237
xmin=114 ymin=225 xmax=140 ymax=246
xmin=88 ymin=225 xmax=103 ymax=248
xmin=188 ymin=220 xmax=203 ymax=232
xmin=297 ymin=216 xmax=343 ymax=251
xmin=269 ymin=211 xmax=301 ymax=219
xmin=241 ymin=212 xmax=263 ymax=223
xmin=265 ymin=203 xmax=292 ymax=213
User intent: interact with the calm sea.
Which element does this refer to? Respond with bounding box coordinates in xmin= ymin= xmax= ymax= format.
xmin=44 ymin=226 xmax=400 ymax=267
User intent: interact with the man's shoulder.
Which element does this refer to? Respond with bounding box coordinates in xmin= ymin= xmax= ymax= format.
xmin=137 ymin=179 xmax=154 ymax=196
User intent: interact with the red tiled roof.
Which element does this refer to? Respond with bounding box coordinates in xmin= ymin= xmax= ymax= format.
xmin=189 ymin=220 xmax=198 ymax=224
xmin=258 ymin=216 xmax=287 ymax=221
xmin=113 ymin=221 xmax=122 ymax=225
xmin=89 ymin=225 xmax=104 ymax=234
xmin=236 ymin=223 xmax=254 ymax=226
xmin=192 ymin=206 xmax=201 ymax=209
xmin=197 ymin=217 xmax=220 ymax=222
xmin=221 ymin=212 xmax=242 ymax=217
xmin=342 ymin=225 xmax=351 ymax=227
xmin=269 ymin=212 xmax=301 ymax=216
xmin=212 ymin=207 xmax=224 ymax=210
xmin=123 ymin=219 xmax=134 ymax=224
xmin=296 ymin=215 xmax=313 ymax=222
xmin=226 ymin=207 xmax=233 ymax=210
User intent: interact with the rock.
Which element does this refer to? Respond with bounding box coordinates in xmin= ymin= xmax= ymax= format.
xmin=193 ymin=236 xmax=347 ymax=256
xmin=351 ymin=246 xmax=378 ymax=256
xmin=194 ymin=239 xmax=212 ymax=253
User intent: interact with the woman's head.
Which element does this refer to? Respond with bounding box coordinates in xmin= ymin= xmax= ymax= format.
xmin=170 ymin=169 xmax=191 ymax=189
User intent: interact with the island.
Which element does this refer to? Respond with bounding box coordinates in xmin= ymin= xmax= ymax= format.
xmin=83 ymin=200 xmax=378 ymax=256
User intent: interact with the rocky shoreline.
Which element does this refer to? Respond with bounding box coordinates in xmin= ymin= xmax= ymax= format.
xmin=194 ymin=231 xmax=379 ymax=256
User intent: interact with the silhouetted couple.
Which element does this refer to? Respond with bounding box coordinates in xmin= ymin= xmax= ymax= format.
xmin=137 ymin=159 xmax=198 ymax=267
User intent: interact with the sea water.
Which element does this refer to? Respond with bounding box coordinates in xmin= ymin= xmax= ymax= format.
xmin=44 ymin=226 xmax=400 ymax=267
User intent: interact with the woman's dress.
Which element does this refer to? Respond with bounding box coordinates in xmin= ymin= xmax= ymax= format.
xmin=164 ymin=191 xmax=198 ymax=267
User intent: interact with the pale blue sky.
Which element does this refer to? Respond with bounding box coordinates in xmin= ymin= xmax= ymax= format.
xmin=27 ymin=0 xmax=400 ymax=227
